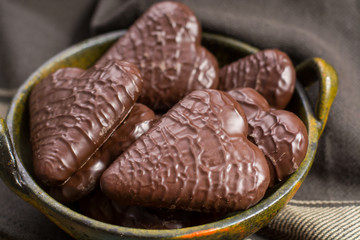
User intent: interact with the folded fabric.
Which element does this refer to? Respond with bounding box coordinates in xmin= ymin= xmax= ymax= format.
xmin=259 ymin=200 xmax=360 ymax=239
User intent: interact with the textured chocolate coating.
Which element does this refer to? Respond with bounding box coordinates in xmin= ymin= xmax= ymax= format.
xmin=79 ymin=189 xmax=221 ymax=229
xmin=49 ymin=104 xmax=155 ymax=202
xmin=97 ymin=1 xmax=219 ymax=110
xmin=101 ymin=89 xmax=270 ymax=213
xmin=219 ymin=49 xmax=296 ymax=109
xmin=30 ymin=60 xmax=143 ymax=186
xmin=228 ymin=88 xmax=308 ymax=182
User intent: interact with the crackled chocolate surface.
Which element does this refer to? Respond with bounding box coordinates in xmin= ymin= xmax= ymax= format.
xmin=219 ymin=49 xmax=295 ymax=109
xmin=101 ymin=89 xmax=270 ymax=213
xmin=49 ymin=104 xmax=155 ymax=202
xmin=97 ymin=1 xmax=219 ymax=110
xmin=30 ymin=60 xmax=143 ymax=186
xmin=79 ymin=189 xmax=221 ymax=229
xmin=228 ymin=88 xmax=308 ymax=182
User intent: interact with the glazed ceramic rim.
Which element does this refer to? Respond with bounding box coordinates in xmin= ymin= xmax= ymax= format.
xmin=5 ymin=30 xmax=318 ymax=238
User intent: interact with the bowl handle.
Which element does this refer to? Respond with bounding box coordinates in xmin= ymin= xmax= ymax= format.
xmin=296 ymin=57 xmax=338 ymax=137
xmin=0 ymin=118 xmax=27 ymax=196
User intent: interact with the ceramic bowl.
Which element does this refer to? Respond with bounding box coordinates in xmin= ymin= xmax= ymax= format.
xmin=0 ymin=30 xmax=338 ymax=239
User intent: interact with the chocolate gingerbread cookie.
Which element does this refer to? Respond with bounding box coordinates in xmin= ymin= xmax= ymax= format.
xmin=49 ymin=104 xmax=155 ymax=202
xmin=101 ymin=89 xmax=270 ymax=213
xmin=30 ymin=60 xmax=143 ymax=186
xmin=228 ymin=88 xmax=308 ymax=183
xmin=97 ymin=1 xmax=219 ymax=110
xmin=219 ymin=49 xmax=295 ymax=109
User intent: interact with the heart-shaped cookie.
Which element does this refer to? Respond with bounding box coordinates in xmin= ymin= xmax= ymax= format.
xmin=100 ymin=89 xmax=270 ymax=213
xmin=219 ymin=49 xmax=295 ymax=109
xmin=49 ymin=103 xmax=156 ymax=202
xmin=30 ymin=60 xmax=143 ymax=186
xmin=97 ymin=1 xmax=219 ymax=111
xmin=228 ymin=88 xmax=308 ymax=183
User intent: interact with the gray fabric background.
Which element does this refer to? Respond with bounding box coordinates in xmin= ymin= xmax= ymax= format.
xmin=0 ymin=0 xmax=359 ymax=239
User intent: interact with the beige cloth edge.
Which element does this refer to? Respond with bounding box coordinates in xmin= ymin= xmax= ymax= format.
xmin=258 ymin=200 xmax=360 ymax=240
